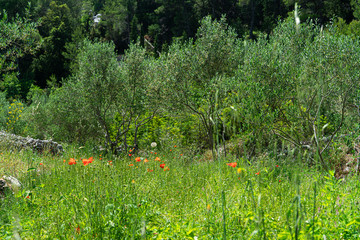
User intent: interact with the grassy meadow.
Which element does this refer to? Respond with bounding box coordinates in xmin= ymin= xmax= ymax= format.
xmin=1 ymin=144 xmax=360 ymax=239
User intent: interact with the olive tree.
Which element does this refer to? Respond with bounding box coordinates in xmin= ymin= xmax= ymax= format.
xmin=62 ymin=39 xmax=159 ymax=153
xmin=160 ymin=16 xmax=242 ymax=157
xmin=234 ymin=16 xmax=360 ymax=169
xmin=113 ymin=44 xmax=160 ymax=152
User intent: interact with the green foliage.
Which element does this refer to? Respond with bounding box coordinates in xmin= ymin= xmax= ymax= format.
xmin=323 ymin=0 xmax=353 ymax=21
xmin=22 ymin=14 xmax=360 ymax=168
xmin=228 ymin=15 xmax=360 ymax=167
xmin=0 ymin=91 xmax=9 ymax=128
xmin=26 ymin=39 xmax=120 ymax=142
xmin=230 ymin=17 xmax=308 ymax=152
xmin=3 ymin=0 xmax=360 ymax=101
xmin=0 ymin=0 xmax=36 ymax=19
xmin=151 ymin=0 xmax=197 ymax=46
xmin=29 ymin=39 xmax=161 ymax=150
xmin=0 ymin=10 xmax=41 ymax=99
xmin=351 ymin=0 xmax=360 ymax=19
xmin=33 ymin=1 xmax=73 ymax=87
xmin=106 ymin=42 xmax=161 ymax=151
xmin=0 ymin=10 xmax=356 ymax=172
xmin=24 ymin=84 xmax=101 ymax=142
xmin=161 ymin=16 xmax=242 ymax=155
xmin=1 ymin=72 xmax=21 ymax=99
xmin=334 ymin=17 xmax=360 ymax=38
xmin=0 ymin=11 xmax=40 ymax=71
xmin=122 ymin=113 xmax=200 ymax=151
xmin=5 ymin=99 xmax=24 ymax=134
xmin=100 ymin=0 xmax=128 ymax=47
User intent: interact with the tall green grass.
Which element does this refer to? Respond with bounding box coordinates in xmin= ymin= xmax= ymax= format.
xmin=0 ymin=145 xmax=360 ymax=239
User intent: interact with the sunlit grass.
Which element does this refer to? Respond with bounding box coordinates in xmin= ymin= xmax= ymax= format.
xmin=0 ymin=149 xmax=33 ymax=177
xmin=1 ymin=145 xmax=360 ymax=239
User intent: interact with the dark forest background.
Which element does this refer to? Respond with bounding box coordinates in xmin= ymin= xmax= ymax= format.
xmin=1 ymin=0 xmax=360 ymax=97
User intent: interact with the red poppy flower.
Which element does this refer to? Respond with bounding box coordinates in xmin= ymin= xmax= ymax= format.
xmin=135 ymin=157 xmax=141 ymax=162
xmin=255 ymin=172 xmax=260 ymax=175
xmin=129 ymin=154 xmax=132 ymax=157
xmin=39 ymin=163 xmax=43 ymax=166
xmin=129 ymin=164 xmax=134 ymax=167
xmin=26 ymin=195 xmax=30 ymax=199
xmin=69 ymin=158 xmax=77 ymax=165
xmin=160 ymin=163 xmax=165 ymax=168
xmin=174 ymin=145 xmax=177 ymax=148
xmin=82 ymin=158 xmax=91 ymax=166
xmin=76 ymin=226 xmax=80 ymax=234
xmin=276 ymin=165 xmax=279 ymax=168
xmin=226 ymin=162 xmax=237 ymax=168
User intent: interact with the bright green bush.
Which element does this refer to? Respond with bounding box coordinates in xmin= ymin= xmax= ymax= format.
xmin=130 ymin=113 xmax=201 ymax=151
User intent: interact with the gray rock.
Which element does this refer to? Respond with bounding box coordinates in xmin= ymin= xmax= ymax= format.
xmin=0 ymin=178 xmax=12 ymax=198
xmin=0 ymin=176 xmax=21 ymax=198
xmin=0 ymin=131 xmax=64 ymax=154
